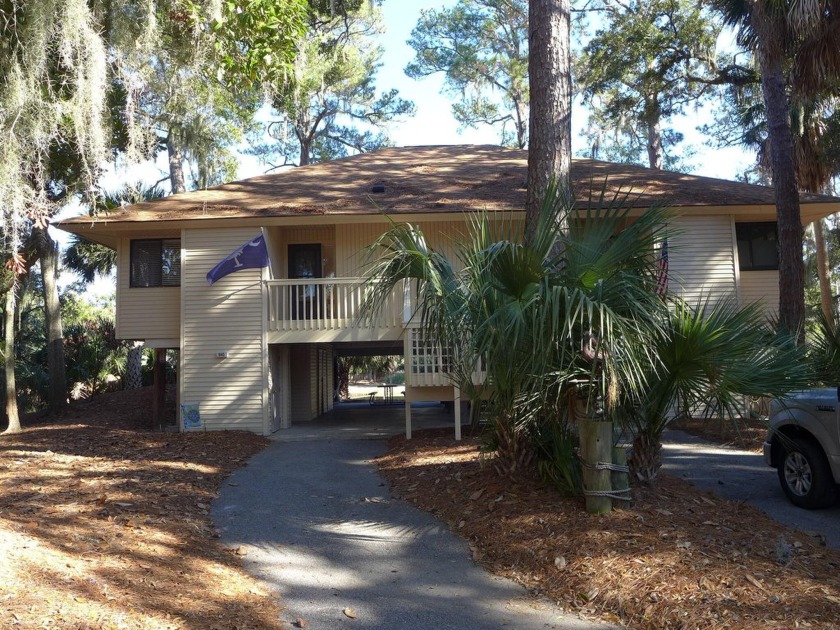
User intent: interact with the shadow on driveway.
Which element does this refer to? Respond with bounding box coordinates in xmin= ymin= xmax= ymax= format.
xmin=213 ymin=439 xmax=615 ymax=630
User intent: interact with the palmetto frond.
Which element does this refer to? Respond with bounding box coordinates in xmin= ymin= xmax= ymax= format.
xmin=361 ymin=182 xmax=673 ymax=418
xmin=621 ymin=296 xmax=812 ymax=440
xmin=809 ymin=309 xmax=840 ymax=383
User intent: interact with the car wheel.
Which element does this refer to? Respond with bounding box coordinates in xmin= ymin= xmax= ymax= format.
xmin=777 ymin=437 xmax=838 ymax=509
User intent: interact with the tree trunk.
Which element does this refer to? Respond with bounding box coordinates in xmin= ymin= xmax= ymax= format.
xmin=298 ymin=135 xmax=312 ymax=166
xmin=814 ymin=219 xmax=834 ymax=327
xmin=3 ymin=288 xmax=21 ymax=434
xmin=645 ymin=101 xmax=663 ymax=170
xmin=757 ymin=19 xmax=805 ymax=337
xmin=125 ymin=341 xmax=144 ymax=389
xmin=525 ymin=0 xmax=572 ymax=242
xmin=167 ymin=134 xmax=187 ymax=194
xmin=514 ymin=98 xmax=528 ymax=150
xmin=630 ymin=431 xmax=662 ymax=483
xmin=337 ymin=359 xmax=350 ymax=400
xmin=35 ymin=227 xmax=67 ymax=413
xmin=152 ymin=348 xmax=166 ymax=430
xmin=492 ymin=414 xmax=534 ymax=476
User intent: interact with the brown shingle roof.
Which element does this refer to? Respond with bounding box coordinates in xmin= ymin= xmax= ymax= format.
xmin=59 ymin=145 xmax=840 ymax=226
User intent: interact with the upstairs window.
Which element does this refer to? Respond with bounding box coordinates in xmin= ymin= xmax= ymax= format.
xmin=736 ymin=222 xmax=779 ymax=271
xmin=130 ymin=239 xmax=181 ymax=287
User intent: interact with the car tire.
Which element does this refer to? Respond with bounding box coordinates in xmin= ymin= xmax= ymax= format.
xmin=777 ymin=436 xmax=839 ymax=509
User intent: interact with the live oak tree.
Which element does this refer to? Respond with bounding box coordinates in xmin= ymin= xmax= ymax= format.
xmin=202 ymin=0 xmax=308 ymax=96
xmin=405 ymin=0 xmax=529 ymax=149
xmin=576 ymin=0 xmax=721 ymax=170
xmin=253 ymin=1 xmax=414 ymax=167
xmin=1 ymin=1 xmax=306 ymax=431
xmin=0 ymin=0 xmax=111 ymax=427
xmin=112 ymin=4 xmax=270 ymax=194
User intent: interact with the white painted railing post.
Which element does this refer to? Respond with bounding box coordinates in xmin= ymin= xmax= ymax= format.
xmin=265 ymin=278 xmax=405 ymax=335
xmin=454 ymin=385 xmax=462 ymax=441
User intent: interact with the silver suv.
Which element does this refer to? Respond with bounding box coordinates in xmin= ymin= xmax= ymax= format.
xmin=765 ymin=388 xmax=840 ymax=509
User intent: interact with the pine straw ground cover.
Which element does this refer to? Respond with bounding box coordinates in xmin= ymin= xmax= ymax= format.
xmin=0 ymin=388 xmax=284 ymax=629
xmin=377 ymin=430 xmax=840 ymax=629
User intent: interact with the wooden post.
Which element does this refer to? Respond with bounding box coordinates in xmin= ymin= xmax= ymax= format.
xmin=454 ymin=385 xmax=462 ymax=441
xmin=152 ymin=348 xmax=166 ymax=430
xmin=579 ymin=419 xmax=613 ymax=514
xmin=611 ymin=446 xmax=630 ymax=508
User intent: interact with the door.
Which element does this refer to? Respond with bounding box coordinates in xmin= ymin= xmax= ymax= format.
xmin=288 ymin=244 xmax=322 ymax=320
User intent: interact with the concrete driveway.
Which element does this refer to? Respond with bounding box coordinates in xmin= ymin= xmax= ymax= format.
xmin=212 ymin=436 xmax=615 ymax=630
xmin=662 ymin=429 xmax=840 ymax=550
xmin=213 ymin=413 xmax=840 ymax=628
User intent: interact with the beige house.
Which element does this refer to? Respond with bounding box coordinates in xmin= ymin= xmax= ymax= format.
xmin=58 ymin=145 xmax=840 ymax=436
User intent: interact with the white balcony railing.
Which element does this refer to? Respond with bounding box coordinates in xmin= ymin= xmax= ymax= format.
xmin=405 ymin=325 xmax=487 ymax=388
xmin=266 ymin=278 xmax=485 ymax=388
xmin=265 ymin=277 xmax=404 ymax=334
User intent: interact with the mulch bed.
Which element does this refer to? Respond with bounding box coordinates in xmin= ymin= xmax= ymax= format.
xmin=0 ymin=388 xmax=284 ymax=629
xmin=5 ymin=389 xmax=839 ymax=629
xmin=377 ymin=429 xmax=840 ymax=629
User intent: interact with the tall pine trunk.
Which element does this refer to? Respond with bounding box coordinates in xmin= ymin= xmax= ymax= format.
xmin=36 ymin=227 xmax=67 ymax=413
xmin=756 ymin=17 xmax=805 ymax=337
xmin=525 ymin=0 xmax=572 ymax=242
xmin=3 ymin=288 xmax=21 ymax=434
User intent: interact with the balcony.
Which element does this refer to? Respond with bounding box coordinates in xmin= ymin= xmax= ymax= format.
xmin=265 ymin=278 xmax=406 ymax=343
xmin=265 ymin=278 xmax=486 ymax=390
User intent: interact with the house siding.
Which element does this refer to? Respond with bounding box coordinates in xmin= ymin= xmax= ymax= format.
xmin=740 ymin=270 xmax=779 ymax=316
xmin=669 ymin=216 xmax=737 ymax=305
xmin=180 ymin=228 xmax=266 ymax=433
xmin=116 ymin=237 xmax=180 ymax=341
xmin=335 ymin=218 xmax=483 ymax=276
xmin=264 ymin=225 xmax=336 ymax=278
xmin=289 ymin=345 xmax=313 ymax=422
xmin=287 ymin=343 xmax=335 ymax=423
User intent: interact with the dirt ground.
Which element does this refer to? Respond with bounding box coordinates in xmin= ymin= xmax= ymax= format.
xmin=4 ymin=390 xmax=840 ymax=629
xmin=377 ymin=429 xmax=840 ymax=629
xmin=0 ymin=388 xmax=285 ymax=629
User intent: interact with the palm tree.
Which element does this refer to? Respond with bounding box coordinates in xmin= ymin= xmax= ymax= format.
xmin=618 ymin=297 xmax=811 ymax=482
xmin=363 ymin=186 xmax=669 ymax=475
xmin=363 ymin=186 xmax=811 ymax=492
xmin=809 ymin=310 xmax=840 ymax=385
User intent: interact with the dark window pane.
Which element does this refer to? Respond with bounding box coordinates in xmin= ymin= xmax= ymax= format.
xmin=130 ymin=239 xmax=180 ymax=287
xmin=736 ymin=240 xmax=752 ymax=268
xmin=736 ymin=222 xmax=778 ymax=271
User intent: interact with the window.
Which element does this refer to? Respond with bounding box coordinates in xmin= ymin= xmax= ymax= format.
xmin=736 ymin=222 xmax=779 ymax=271
xmin=130 ymin=239 xmax=181 ymax=287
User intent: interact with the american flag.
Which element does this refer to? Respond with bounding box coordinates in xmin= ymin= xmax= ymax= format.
xmin=655 ymin=239 xmax=669 ymax=297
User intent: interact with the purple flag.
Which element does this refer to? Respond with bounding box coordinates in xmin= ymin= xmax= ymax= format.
xmin=206 ymin=234 xmax=270 ymax=285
